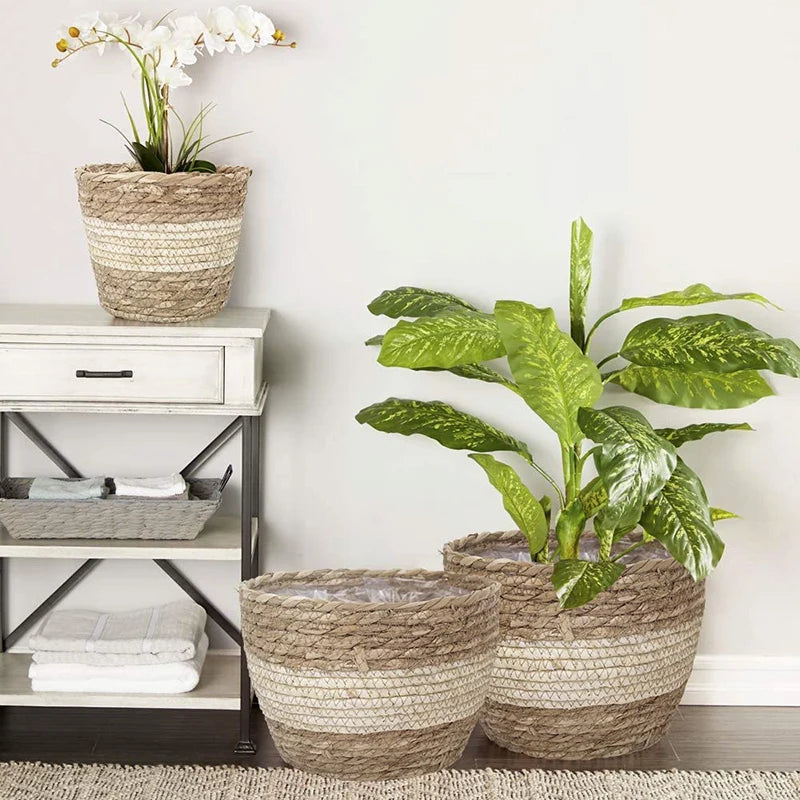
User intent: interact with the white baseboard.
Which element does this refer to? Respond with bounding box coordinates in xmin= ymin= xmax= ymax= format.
xmin=682 ymin=655 xmax=800 ymax=706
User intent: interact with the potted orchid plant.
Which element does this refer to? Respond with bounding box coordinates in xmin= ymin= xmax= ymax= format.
xmin=53 ymin=8 xmax=294 ymax=322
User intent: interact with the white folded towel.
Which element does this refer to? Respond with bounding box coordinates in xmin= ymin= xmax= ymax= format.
xmin=29 ymin=601 xmax=206 ymax=666
xmin=30 ymin=634 xmax=209 ymax=694
xmin=113 ymin=473 xmax=187 ymax=499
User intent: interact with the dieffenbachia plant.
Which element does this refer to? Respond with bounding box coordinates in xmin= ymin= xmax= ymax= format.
xmin=356 ymin=219 xmax=800 ymax=608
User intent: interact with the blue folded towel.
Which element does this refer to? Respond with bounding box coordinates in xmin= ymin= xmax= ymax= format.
xmin=28 ymin=477 xmax=108 ymax=501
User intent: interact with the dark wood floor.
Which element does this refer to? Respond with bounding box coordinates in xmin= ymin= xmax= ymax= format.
xmin=1 ymin=705 xmax=799 ymax=772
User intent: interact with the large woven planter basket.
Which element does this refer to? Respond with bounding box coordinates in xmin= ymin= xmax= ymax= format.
xmin=443 ymin=531 xmax=705 ymax=760
xmin=239 ymin=569 xmax=500 ymax=780
xmin=76 ymin=164 xmax=251 ymax=323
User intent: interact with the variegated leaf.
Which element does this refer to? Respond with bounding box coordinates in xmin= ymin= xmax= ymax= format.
xmin=569 ymin=217 xmax=593 ymax=348
xmin=469 ymin=454 xmax=549 ymax=557
xmin=620 ymin=314 xmax=800 ymax=377
xmin=552 ymin=559 xmax=625 ymax=609
xmin=368 ymin=287 xmax=477 ymax=318
xmin=495 ymin=301 xmax=602 ymax=444
xmin=640 ymin=460 xmax=724 ymax=581
xmin=711 ymin=507 xmax=739 ymax=521
xmin=365 ymin=334 xmax=384 ymax=346
xmin=619 ymin=283 xmax=778 ymax=312
xmin=378 ymin=310 xmax=504 ymax=369
xmin=609 ymin=365 xmax=774 ymax=409
xmin=655 ymin=422 xmax=753 ymax=447
xmin=355 ymin=398 xmax=531 ymax=458
xmin=424 ymin=364 xmax=520 ymax=394
xmin=579 ymin=476 xmax=608 ymax=517
xmin=578 ymin=406 xmax=677 ymax=532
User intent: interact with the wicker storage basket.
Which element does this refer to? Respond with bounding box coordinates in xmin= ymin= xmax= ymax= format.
xmin=75 ymin=164 xmax=251 ymax=323
xmin=443 ymin=531 xmax=705 ymax=761
xmin=239 ymin=568 xmax=500 ymax=780
xmin=0 ymin=477 xmax=225 ymax=540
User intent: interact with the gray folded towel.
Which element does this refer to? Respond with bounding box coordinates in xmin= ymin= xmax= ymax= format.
xmin=28 ymin=477 xmax=108 ymax=501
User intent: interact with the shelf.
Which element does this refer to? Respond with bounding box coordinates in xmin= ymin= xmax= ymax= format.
xmin=0 ymin=651 xmax=239 ymax=709
xmin=0 ymin=516 xmax=258 ymax=561
xmin=0 ymin=382 xmax=269 ymax=416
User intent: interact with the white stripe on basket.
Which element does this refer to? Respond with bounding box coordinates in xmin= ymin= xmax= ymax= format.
xmin=82 ymin=216 xmax=243 ymax=273
xmin=489 ymin=618 xmax=702 ymax=709
xmin=248 ymin=652 xmax=494 ymax=735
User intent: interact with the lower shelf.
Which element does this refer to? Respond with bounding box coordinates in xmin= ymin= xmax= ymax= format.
xmin=0 ymin=652 xmax=240 ymax=710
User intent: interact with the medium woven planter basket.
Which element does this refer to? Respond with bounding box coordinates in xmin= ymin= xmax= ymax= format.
xmin=443 ymin=531 xmax=705 ymax=761
xmin=0 ymin=477 xmax=223 ymax=540
xmin=239 ymin=568 xmax=500 ymax=780
xmin=75 ymin=163 xmax=251 ymax=323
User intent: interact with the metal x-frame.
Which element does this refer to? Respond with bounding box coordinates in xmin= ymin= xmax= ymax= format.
xmin=0 ymin=409 xmax=261 ymax=753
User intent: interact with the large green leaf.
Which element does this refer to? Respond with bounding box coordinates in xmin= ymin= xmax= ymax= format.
xmin=609 ymin=365 xmax=774 ymax=409
xmin=640 ymin=460 xmax=724 ymax=581
xmin=355 ymin=398 xmax=531 ymax=458
xmin=619 ymin=283 xmax=778 ymax=312
xmin=578 ymin=406 xmax=677 ymax=532
xmin=655 ymin=422 xmax=753 ymax=447
xmin=378 ymin=310 xmax=504 ymax=369
xmin=620 ymin=314 xmax=800 ymax=377
xmin=569 ymin=217 xmax=593 ymax=349
xmin=579 ymin=476 xmax=608 ymax=517
xmin=368 ymin=287 xmax=478 ymax=318
xmin=469 ymin=454 xmax=548 ymax=558
xmin=552 ymin=559 xmax=625 ymax=609
xmin=495 ymin=301 xmax=602 ymax=444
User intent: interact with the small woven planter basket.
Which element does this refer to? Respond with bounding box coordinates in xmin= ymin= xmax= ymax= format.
xmin=239 ymin=568 xmax=500 ymax=780
xmin=443 ymin=531 xmax=705 ymax=761
xmin=76 ymin=164 xmax=251 ymax=323
xmin=0 ymin=477 xmax=223 ymax=540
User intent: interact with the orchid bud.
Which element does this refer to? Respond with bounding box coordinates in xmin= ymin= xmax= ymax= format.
xmin=68 ymin=26 xmax=81 ymax=38
xmin=56 ymin=38 xmax=69 ymax=52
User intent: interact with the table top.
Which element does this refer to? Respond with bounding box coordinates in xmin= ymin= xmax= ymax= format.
xmin=0 ymin=305 xmax=270 ymax=339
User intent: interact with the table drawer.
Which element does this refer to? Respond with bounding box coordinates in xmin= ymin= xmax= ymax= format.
xmin=0 ymin=344 xmax=224 ymax=404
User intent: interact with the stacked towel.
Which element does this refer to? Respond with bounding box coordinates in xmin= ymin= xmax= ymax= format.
xmin=28 ymin=477 xmax=108 ymax=500
xmin=28 ymin=601 xmax=208 ymax=694
xmin=113 ymin=473 xmax=187 ymax=499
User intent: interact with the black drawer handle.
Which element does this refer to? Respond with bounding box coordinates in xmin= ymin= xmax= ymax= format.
xmin=75 ymin=370 xmax=133 ymax=379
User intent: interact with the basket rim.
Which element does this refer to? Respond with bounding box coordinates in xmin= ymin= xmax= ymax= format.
xmin=239 ymin=567 xmax=498 ymax=611
xmin=443 ymin=529 xmax=681 ymax=576
xmin=75 ymin=163 xmax=252 ymax=184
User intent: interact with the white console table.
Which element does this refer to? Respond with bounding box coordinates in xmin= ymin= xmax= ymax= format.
xmin=0 ymin=304 xmax=269 ymax=753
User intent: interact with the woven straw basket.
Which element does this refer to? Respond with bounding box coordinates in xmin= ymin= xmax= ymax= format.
xmin=75 ymin=164 xmax=251 ymax=323
xmin=0 ymin=477 xmax=223 ymax=540
xmin=443 ymin=531 xmax=705 ymax=760
xmin=239 ymin=569 xmax=500 ymax=780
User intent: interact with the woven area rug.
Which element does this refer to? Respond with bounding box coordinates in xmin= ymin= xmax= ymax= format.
xmin=1 ymin=763 xmax=798 ymax=799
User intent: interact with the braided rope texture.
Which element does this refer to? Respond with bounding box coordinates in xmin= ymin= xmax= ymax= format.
xmin=239 ymin=569 xmax=500 ymax=780
xmin=2 ymin=764 xmax=799 ymax=800
xmin=443 ymin=531 xmax=705 ymax=760
xmin=0 ymin=477 xmax=221 ymax=540
xmin=76 ymin=164 xmax=251 ymax=323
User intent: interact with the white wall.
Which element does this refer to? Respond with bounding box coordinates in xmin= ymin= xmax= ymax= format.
xmin=2 ymin=1 xmax=799 ymax=677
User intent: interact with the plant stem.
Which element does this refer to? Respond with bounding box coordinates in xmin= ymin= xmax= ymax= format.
xmin=584 ymin=308 xmax=621 ymax=355
xmin=596 ymin=352 xmax=621 ymax=370
xmin=525 ymin=456 xmax=565 ymax=508
xmin=611 ymin=539 xmax=648 ymax=562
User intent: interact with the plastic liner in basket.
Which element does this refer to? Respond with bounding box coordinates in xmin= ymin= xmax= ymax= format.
xmin=267 ymin=576 xmax=473 ymax=603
